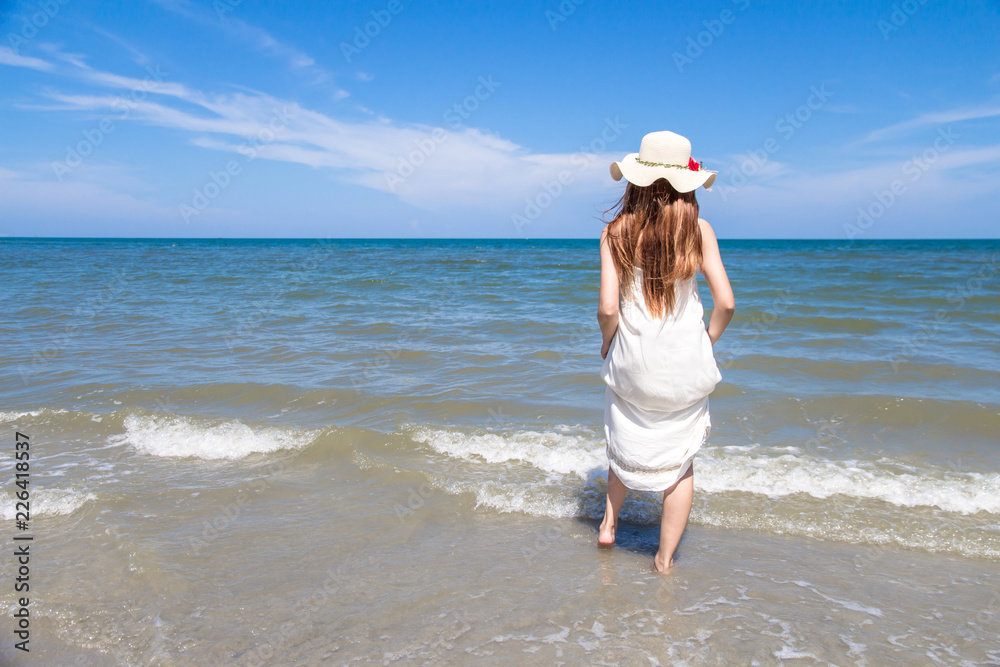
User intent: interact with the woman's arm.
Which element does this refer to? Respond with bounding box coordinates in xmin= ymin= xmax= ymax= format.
xmin=598 ymin=224 xmax=620 ymax=359
xmin=698 ymin=218 xmax=735 ymax=345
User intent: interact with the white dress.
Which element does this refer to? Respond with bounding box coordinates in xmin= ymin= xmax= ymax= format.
xmin=601 ymin=266 xmax=722 ymax=492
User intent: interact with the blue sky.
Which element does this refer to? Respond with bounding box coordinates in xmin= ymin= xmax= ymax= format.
xmin=1 ymin=0 xmax=998 ymax=238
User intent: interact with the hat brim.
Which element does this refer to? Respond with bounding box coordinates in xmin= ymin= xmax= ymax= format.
xmin=610 ymin=153 xmax=717 ymax=192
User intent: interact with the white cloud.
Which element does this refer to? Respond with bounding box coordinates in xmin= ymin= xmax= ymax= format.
xmin=20 ymin=32 xmax=996 ymax=236
xmin=0 ymin=46 xmax=53 ymax=71
xmin=28 ymin=50 xmax=999 ymax=227
xmin=0 ymin=172 xmax=174 ymax=229
xmin=709 ymin=140 xmax=1000 ymax=239
xmin=28 ymin=59 xmax=623 ymax=212
xmin=84 ymin=25 xmax=152 ymax=65
xmin=38 ymin=43 xmax=92 ymax=70
xmin=0 ymin=162 xmax=252 ymax=236
xmin=860 ymin=103 xmax=1000 ymax=144
xmin=149 ymin=0 xmax=331 ymax=80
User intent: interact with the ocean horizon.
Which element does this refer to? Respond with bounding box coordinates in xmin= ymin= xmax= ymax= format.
xmin=4 ymin=236 xmax=999 ymax=241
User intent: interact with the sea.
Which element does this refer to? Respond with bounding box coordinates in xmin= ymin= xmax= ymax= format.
xmin=1 ymin=237 xmax=999 ymax=666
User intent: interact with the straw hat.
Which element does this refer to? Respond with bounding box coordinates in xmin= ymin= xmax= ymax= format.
xmin=610 ymin=131 xmax=717 ymax=192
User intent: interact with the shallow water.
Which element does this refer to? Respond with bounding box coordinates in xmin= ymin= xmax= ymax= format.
xmin=1 ymin=238 xmax=999 ymax=665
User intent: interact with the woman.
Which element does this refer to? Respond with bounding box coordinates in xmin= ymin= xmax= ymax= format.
xmin=597 ymin=130 xmax=735 ymax=572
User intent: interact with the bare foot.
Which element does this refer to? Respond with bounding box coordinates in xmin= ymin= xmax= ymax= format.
xmin=652 ymin=553 xmax=674 ymax=572
xmin=598 ymin=516 xmax=616 ymax=547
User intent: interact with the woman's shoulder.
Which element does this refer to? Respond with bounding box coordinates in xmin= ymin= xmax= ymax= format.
xmin=697 ymin=217 xmax=718 ymax=242
xmin=603 ymin=214 xmax=631 ymax=233
xmin=601 ymin=215 xmax=630 ymax=244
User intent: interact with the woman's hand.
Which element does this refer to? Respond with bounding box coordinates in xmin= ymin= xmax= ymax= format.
xmin=601 ymin=336 xmax=614 ymax=359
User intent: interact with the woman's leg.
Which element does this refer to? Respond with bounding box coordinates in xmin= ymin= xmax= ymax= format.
xmin=598 ymin=467 xmax=628 ymax=547
xmin=653 ymin=462 xmax=694 ymax=572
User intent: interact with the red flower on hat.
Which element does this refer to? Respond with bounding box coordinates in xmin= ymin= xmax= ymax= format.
xmin=688 ymin=157 xmax=701 ymax=172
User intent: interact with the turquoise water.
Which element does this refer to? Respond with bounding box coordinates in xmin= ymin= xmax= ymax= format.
xmin=2 ymin=237 xmax=999 ymax=664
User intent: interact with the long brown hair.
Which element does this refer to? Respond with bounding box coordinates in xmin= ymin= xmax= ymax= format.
xmin=604 ymin=179 xmax=703 ymax=319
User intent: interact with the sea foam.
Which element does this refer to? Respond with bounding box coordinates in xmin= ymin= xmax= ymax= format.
xmin=0 ymin=408 xmax=70 ymax=423
xmin=405 ymin=425 xmax=607 ymax=478
xmin=1 ymin=488 xmax=96 ymax=521
xmin=404 ymin=425 xmax=1000 ymax=516
xmin=695 ymin=451 xmax=1000 ymax=515
xmin=110 ymin=413 xmax=318 ymax=460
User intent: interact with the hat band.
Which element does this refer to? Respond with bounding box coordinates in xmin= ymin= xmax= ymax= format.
xmin=635 ymin=158 xmax=689 ymax=168
xmin=635 ymin=157 xmax=710 ymax=171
